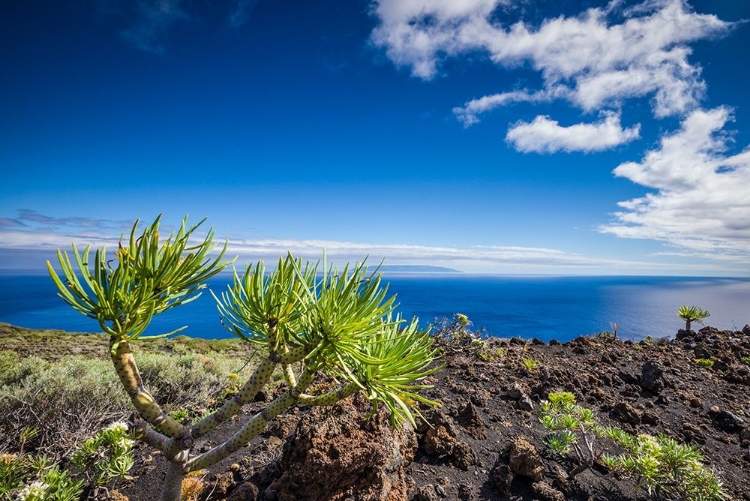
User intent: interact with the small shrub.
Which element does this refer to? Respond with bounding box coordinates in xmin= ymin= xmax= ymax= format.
xmin=71 ymin=421 xmax=134 ymax=484
xmin=694 ymin=358 xmax=714 ymax=368
xmin=521 ymin=357 xmax=541 ymax=370
xmin=0 ymin=455 xmax=83 ymax=501
xmin=539 ymin=394 xmax=723 ymax=500
xmin=740 ymin=356 xmax=750 ymax=366
xmin=433 ymin=313 xmax=474 ymax=340
xmin=181 ymin=470 xmax=206 ymax=501
xmin=606 ymin=434 xmax=723 ymax=500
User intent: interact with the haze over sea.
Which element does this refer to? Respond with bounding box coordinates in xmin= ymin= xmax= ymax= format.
xmin=1 ymin=274 xmax=748 ymax=343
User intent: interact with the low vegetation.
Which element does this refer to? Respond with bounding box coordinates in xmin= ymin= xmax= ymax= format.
xmin=539 ymin=391 xmax=724 ymax=500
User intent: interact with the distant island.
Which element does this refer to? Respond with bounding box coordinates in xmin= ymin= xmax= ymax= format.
xmin=376 ymin=265 xmax=461 ymax=273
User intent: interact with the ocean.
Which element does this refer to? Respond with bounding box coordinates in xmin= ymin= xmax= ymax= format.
xmin=0 ymin=274 xmax=748 ymax=342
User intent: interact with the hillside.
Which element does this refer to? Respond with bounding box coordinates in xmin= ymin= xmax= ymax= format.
xmin=1 ymin=322 xmax=749 ymax=500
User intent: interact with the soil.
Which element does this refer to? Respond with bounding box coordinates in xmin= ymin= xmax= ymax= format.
xmin=4 ymin=323 xmax=750 ymax=500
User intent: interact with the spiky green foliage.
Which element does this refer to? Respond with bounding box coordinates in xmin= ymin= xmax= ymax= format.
xmin=607 ymin=434 xmax=723 ymax=500
xmin=544 ymin=430 xmax=577 ymax=455
xmin=48 ymin=215 xmax=230 ymax=346
xmin=677 ymin=305 xmax=710 ymax=332
xmin=48 ymin=216 xmax=441 ymax=501
xmin=540 ymin=395 xmax=723 ymax=500
xmin=539 ymin=392 xmax=596 ymax=432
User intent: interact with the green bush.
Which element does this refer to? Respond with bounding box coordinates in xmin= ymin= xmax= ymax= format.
xmin=71 ymin=422 xmax=134 ymax=484
xmin=0 ymin=453 xmax=83 ymax=501
xmin=0 ymin=351 xmax=255 ymax=458
xmin=603 ymin=433 xmax=723 ymax=500
xmin=539 ymin=392 xmax=723 ymax=500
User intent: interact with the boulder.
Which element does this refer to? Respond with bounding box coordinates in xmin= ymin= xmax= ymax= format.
xmin=508 ymin=437 xmax=544 ymax=482
xmin=640 ymin=360 xmax=666 ymax=394
xmin=267 ymin=395 xmax=416 ymax=501
xmin=612 ymin=402 xmax=643 ymax=425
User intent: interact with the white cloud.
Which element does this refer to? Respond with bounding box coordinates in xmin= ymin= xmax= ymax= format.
xmin=0 ymin=212 xmax=672 ymax=274
xmin=505 ymin=111 xmax=641 ymax=153
xmin=453 ymin=87 xmax=568 ymax=126
xmin=600 ymin=107 xmax=750 ymax=258
xmin=372 ymin=0 xmax=731 ymax=123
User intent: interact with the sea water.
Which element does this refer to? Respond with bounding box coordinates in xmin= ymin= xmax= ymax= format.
xmin=0 ymin=274 xmax=748 ymax=342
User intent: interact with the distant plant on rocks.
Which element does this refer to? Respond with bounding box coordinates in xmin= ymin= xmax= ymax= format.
xmin=538 ymin=392 xmax=724 ymax=500
xmin=48 ymin=215 xmax=441 ymax=501
xmin=434 ymin=312 xmax=474 ymax=340
xmin=693 ymin=358 xmax=715 ymax=368
xmin=678 ymin=305 xmax=711 ymax=332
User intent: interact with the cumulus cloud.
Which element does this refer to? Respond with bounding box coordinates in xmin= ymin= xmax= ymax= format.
xmin=372 ymin=0 xmax=731 ymax=123
xmin=506 ymin=111 xmax=641 ymax=153
xmin=600 ymin=107 xmax=750 ymax=258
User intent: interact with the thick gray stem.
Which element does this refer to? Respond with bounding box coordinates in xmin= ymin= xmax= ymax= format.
xmin=185 ymin=370 xmax=314 ymax=472
xmin=160 ymin=458 xmax=187 ymax=501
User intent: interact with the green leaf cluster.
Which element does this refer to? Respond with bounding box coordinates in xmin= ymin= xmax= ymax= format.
xmin=539 ymin=392 xmax=596 ymax=455
xmin=48 ymin=215 xmax=231 ymax=346
xmin=216 ymin=254 xmax=441 ymax=427
xmin=677 ymin=305 xmax=710 ymax=329
xmin=539 ymin=394 xmax=723 ymax=501
xmin=71 ymin=422 xmax=134 ymax=484
xmin=603 ymin=432 xmax=723 ymax=500
xmin=0 ymin=453 xmax=83 ymax=501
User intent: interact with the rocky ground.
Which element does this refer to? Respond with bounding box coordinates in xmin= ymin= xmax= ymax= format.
xmin=109 ymin=324 xmax=750 ymax=501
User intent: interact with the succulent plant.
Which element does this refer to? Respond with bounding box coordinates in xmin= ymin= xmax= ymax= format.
xmin=48 ymin=215 xmax=441 ymax=501
xmin=677 ymin=305 xmax=710 ymax=332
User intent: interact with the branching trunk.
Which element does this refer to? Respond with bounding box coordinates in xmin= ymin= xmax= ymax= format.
xmin=109 ymin=336 xmax=185 ymax=439
xmin=190 ymin=346 xmax=307 ymax=439
xmin=185 ymin=370 xmax=315 ymax=472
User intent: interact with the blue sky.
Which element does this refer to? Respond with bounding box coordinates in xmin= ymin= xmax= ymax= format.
xmin=1 ymin=0 xmax=749 ymax=275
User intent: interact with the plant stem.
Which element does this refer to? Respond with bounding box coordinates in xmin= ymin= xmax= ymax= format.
xmin=185 ymin=369 xmax=314 ymax=472
xmin=109 ymin=336 xmax=185 ymax=438
xmin=160 ymin=450 xmax=190 ymax=501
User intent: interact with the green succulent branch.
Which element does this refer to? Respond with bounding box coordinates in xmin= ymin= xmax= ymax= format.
xmin=47 ymin=215 xmax=441 ymax=501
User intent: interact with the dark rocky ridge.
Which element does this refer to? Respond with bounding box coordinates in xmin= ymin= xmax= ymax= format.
xmin=2 ymin=323 xmax=749 ymax=500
